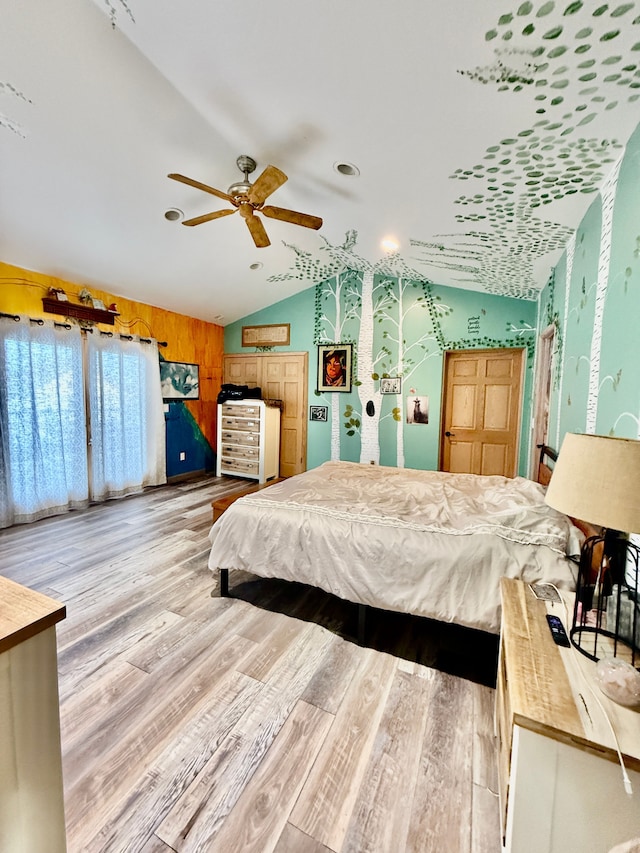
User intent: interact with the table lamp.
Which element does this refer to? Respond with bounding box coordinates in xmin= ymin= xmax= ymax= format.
xmin=544 ymin=433 xmax=640 ymax=666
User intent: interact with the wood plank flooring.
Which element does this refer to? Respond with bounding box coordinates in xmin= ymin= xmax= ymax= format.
xmin=0 ymin=475 xmax=501 ymax=852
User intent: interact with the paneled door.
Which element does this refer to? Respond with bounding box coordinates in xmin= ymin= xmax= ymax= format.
xmin=531 ymin=324 xmax=555 ymax=475
xmin=223 ymin=352 xmax=308 ymax=478
xmin=440 ymin=348 xmax=525 ymax=477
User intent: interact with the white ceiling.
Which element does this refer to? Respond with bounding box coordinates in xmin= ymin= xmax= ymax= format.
xmin=2 ymin=0 xmax=640 ymax=325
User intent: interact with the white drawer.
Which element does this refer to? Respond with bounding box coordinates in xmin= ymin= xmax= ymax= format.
xmin=221 ymin=416 xmax=260 ymax=433
xmin=220 ymin=457 xmax=260 ymax=475
xmin=221 ymin=444 xmax=260 ymax=460
xmin=220 ymin=430 xmax=260 ymax=447
xmin=221 ymin=403 xmax=261 ymax=418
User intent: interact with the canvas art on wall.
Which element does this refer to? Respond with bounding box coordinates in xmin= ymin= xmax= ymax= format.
xmin=160 ymin=361 xmax=200 ymax=400
xmin=317 ymin=344 xmax=352 ymax=393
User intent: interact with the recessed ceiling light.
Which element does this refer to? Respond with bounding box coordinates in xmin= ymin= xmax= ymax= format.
xmin=164 ymin=208 xmax=183 ymax=222
xmin=249 ymin=262 xmax=263 ymax=271
xmin=334 ymin=161 xmax=360 ymax=177
xmin=381 ymin=236 xmax=399 ymax=252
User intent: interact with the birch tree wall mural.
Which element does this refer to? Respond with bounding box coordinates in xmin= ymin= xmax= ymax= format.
xmin=587 ymin=155 xmax=623 ymax=434
xmin=314 ymin=268 xmax=361 ymax=461
xmin=371 ymin=274 xmax=449 ymax=467
xmin=271 ymin=231 xmax=536 ymax=469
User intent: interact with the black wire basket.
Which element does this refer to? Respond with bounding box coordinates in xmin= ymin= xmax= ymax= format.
xmin=571 ymin=531 xmax=640 ymax=668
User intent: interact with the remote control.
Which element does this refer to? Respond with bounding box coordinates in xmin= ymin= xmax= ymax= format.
xmin=546 ymin=614 xmax=570 ymax=647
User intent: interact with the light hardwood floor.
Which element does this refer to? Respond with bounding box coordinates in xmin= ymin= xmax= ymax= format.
xmin=0 ymin=475 xmax=501 ymax=852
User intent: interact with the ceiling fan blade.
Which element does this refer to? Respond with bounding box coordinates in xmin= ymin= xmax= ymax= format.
xmin=168 ymin=173 xmax=235 ymax=204
xmin=261 ymin=205 xmax=323 ymax=231
xmin=239 ymin=203 xmax=270 ymax=247
xmin=247 ymin=165 xmax=288 ymax=205
xmin=182 ymin=208 xmax=236 ymax=227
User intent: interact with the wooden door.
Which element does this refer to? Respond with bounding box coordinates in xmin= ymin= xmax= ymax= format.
xmin=224 ymin=355 xmax=259 ymax=387
xmin=440 ymin=348 xmax=524 ymax=477
xmin=531 ymin=325 xmax=555 ymax=473
xmin=223 ymin=352 xmax=308 ymax=478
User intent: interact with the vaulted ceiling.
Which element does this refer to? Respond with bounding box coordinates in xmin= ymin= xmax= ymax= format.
xmin=2 ymin=0 xmax=640 ymax=324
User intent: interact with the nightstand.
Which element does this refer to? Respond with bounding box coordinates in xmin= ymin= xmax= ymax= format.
xmin=497 ymin=577 xmax=640 ymax=852
xmin=0 ymin=577 xmax=67 ymax=852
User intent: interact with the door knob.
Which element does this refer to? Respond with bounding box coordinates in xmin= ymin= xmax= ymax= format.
xmin=445 ymin=431 xmax=456 ymax=437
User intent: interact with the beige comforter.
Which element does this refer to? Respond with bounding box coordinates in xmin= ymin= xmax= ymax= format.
xmin=208 ymin=461 xmax=579 ymax=634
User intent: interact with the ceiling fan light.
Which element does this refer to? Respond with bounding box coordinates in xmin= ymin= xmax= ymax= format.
xmin=381 ymin=236 xmax=399 ymax=252
xmin=228 ymin=180 xmax=252 ymax=199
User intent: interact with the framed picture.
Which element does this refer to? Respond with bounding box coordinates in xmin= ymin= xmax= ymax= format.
xmin=309 ymin=405 xmax=328 ymax=422
xmin=406 ymin=395 xmax=429 ymax=424
xmin=160 ymin=361 xmax=200 ymax=400
xmin=317 ymin=344 xmax=353 ymax=393
xmin=242 ymin=323 xmax=290 ymax=347
xmin=380 ymin=377 xmax=402 ymax=395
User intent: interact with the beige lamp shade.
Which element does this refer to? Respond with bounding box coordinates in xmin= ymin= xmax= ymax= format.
xmin=544 ymin=433 xmax=640 ymax=533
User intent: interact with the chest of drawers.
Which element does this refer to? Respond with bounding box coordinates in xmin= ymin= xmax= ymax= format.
xmin=497 ymin=578 xmax=640 ymax=852
xmin=216 ymin=400 xmax=281 ymax=483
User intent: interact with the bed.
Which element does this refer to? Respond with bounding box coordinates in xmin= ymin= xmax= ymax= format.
xmin=208 ymin=447 xmax=583 ymax=635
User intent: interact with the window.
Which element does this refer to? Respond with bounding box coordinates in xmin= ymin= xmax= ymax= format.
xmin=0 ymin=316 xmax=165 ymax=529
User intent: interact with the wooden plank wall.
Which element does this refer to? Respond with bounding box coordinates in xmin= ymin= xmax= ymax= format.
xmin=0 ymin=261 xmax=224 ymax=449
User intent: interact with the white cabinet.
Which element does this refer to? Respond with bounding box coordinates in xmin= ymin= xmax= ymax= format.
xmin=0 ymin=577 xmax=67 ymax=853
xmin=497 ymin=578 xmax=640 ymax=853
xmin=216 ymin=400 xmax=281 ymax=483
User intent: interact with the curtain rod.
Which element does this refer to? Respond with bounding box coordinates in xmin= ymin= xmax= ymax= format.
xmin=96 ymin=330 xmax=166 ymax=346
xmin=0 ymin=312 xmax=167 ymax=346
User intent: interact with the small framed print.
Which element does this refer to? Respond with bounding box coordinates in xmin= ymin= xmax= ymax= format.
xmin=309 ymin=405 xmax=328 ymax=422
xmin=406 ymin=395 xmax=429 ymax=424
xmin=317 ymin=344 xmax=353 ymax=393
xmin=380 ymin=377 xmax=401 ymax=395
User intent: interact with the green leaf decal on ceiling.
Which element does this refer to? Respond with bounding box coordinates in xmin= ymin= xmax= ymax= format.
xmin=270 ymin=3 xmax=640 ymax=301
xmin=427 ymin=0 xmax=640 ymax=298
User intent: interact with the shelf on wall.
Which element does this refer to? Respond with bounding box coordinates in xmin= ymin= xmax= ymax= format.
xmin=42 ymin=297 xmax=119 ymax=326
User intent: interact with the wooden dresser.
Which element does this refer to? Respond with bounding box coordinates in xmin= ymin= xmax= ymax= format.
xmin=497 ymin=578 xmax=640 ymax=853
xmin=0 ymin=576 xmax=67 ymax=852
xmin=216 ymin=399 xmax=281 ymax=484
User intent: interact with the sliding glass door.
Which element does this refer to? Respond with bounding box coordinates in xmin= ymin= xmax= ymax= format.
xmin=86 ymin=332 xmax=166 ymax=501
xmin=0 ymin=315 xmax=166 ymax=529
xmin=0 ymin=318 xmax=88 ymax=527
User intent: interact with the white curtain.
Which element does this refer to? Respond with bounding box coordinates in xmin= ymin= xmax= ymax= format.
xmin=86 ymin=332 xmax=166 ymax=501
xmin=0 ymin=316 xmax=89 ymax=527
xmin=0 ymin=317 xmax=167 ymax=528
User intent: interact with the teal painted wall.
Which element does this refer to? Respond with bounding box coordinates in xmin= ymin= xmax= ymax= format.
xmin=539 ymin=119 xmax=640 ymax=450
xmin=225 ymin=276 xmax=537 ymax=475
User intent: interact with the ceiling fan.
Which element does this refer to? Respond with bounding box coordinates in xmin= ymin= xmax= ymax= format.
xmin=168 ymin=155 xmax=323 ymax=248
